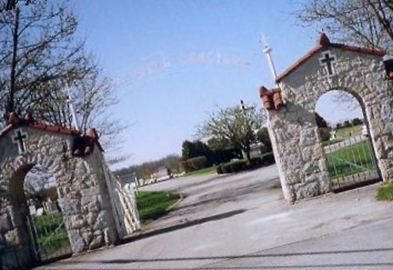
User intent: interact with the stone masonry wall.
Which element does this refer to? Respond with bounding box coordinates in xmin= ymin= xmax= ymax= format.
xmin=0 ymin=127 xmax=118 ymax=269
xmin=268 ymin=48 xmax=393 ymax=202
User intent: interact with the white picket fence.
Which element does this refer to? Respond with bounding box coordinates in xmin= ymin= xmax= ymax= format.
xmin=100 ymin=154 xmax=141 ymax=238
xmin=113 ymin=180 xmax=141 ymax=236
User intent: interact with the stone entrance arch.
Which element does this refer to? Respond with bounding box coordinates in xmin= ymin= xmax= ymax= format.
xmin=260 ymin=33 xmax=393 ymax=202
xmin=0 ymin=115 xmax=119 ymax=269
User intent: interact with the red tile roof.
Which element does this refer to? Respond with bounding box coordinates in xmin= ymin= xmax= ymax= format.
xmin=259 ymin=86 xmax=284 ymax=111
xmin=0 ymin=120 xmax=81 ymax=140
xmin=275 ymin=33 xmax=385 ymax=83
xmin=0 ymin=113 xmax=104 ymax=154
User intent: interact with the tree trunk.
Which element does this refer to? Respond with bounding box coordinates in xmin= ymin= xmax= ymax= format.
xmin=8 ymin=7 xmax=20 ymax=114
xmin=243 ymin=145 xmax=251 ymax=163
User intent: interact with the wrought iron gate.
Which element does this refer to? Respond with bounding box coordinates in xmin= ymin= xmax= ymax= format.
xmin=26 ymin=211 xmax=72 ymax=262
xmin=323 ymin=134 xmax=381 ymax=190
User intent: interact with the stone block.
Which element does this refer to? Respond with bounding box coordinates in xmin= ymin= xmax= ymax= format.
xmin=4 ymin=229 xmax=21 ymax=245
xmin=89 ymin=234 xmax=103 ymax=249
xmin=81 ymin=186 xmax=101 ymax=198
xmin=303 ymin=161 xmax=320 ymax=176
xmin=284 ymin=156 xmax=303 ymax=173
xmin=81 ymin=228 xmax=93 ymax=245
xmin=294 ymin=181 xmax=320 ymax=200
xmin=58 ymin=198 xmax=81 ymax=215
xmin=68 ymin=229 xmax=86 ymax=253
xmin=93 ymin=210 xmax=108 ymax=230
xmin=70 ymin=215 xmax=86 ymax=230
xmin=299 ymin=128 xmax=317 ymax=147
xmin=86 ymin=212 xmax=98 ymax=226
xmin=0 ymin=214 xmax=11 ymax=233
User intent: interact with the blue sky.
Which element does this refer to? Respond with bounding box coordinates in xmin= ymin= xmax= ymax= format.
xmin=73 ymin=1 xmax=362 ymax=168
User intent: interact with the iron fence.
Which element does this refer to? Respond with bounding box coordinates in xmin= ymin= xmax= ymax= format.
xmin=323 ymin=134 xmax=380 ymax=190
xmin=27 ymin=211 xmax=72 ymax=262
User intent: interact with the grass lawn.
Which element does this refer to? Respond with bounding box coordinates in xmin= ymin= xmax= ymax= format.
xmin=136 ymin=191 xmax=180 ymax=222
xmin=326 ymin=139 xmax=375 ymax=179
xmin=183 ymin=166 xmax=217 ymax=177
xmin=376 ymin=183 xmax=393 ymax=201
xmin=335 ymin=125 xmax=362 ymax=139
xmin=33 ymin=212 xmax=71 ymax=257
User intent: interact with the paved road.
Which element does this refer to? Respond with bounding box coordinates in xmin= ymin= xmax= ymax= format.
xmin=36 ymin=165 xmax=393 ymax=269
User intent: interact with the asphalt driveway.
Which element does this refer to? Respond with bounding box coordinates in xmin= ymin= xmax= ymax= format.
xmin=36 ymin=165 xmax=393 ymax=269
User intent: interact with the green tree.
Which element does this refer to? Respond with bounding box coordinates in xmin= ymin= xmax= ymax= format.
xmin=315 ymin=113 xmax=329 ymax=128
xmin=343 ymin=120 xmax=352 ymax=127
xmin=256 ymin=127 xmax=272 ymax=152
xmin=181 ymin=140 xmax=210 ymax=161
xmin=198 ymin=104 xmax=265 ymax=162
xmin=315 ymin=113 xmax=331 ymax=141
xmin=352 ymin=118 xmax=363 ymax=125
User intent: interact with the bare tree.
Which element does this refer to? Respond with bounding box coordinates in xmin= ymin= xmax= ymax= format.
xmin=0 ymin=1 xmax=124 ymax=160
xmin=297 ymin=0 xmax=393 ymax=50
xmin=0 ymin=1 xmax=91 ymax=124
xmin=198 ymin=104 xmax=265 ymax=162
xmin=297 ymin=0 xmax=393 ymax=109
xmin=71 ymin=68 xmax=127 ymax=157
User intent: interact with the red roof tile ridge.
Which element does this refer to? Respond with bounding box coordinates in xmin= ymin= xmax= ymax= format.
xmin=27 ymin=121 xmax=81 ymax=135
xmin=275 ymin=34 xmax=385 ymax=83
xmin=0 ymin=120 xmax=81 ymax=140
xmin=0 ymin=124 xmax=14 ymax=138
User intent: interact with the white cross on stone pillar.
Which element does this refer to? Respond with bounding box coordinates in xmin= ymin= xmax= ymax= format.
xmin=12 ymin=129 xmax=28 ymax=154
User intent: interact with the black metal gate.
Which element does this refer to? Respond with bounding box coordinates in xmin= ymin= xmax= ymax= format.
xmin=26 ymin=211 xmax=72 ymax=262
xmin=324 ymin=134 xmax=381 ymax=190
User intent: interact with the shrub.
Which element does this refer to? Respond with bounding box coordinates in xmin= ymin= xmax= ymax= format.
xmin=180 ymin=156 xmax=208 ymax=172
xmin=217 ymin=159 xmax=249 ymax=174
xmin=229 ymin=160 xmax=248 ymax=172
xmin=188 ymin=156 xmax=208 ymax=171
xmin=249 ymin=157 xmax=261 ymax=166
xmin=319 ymin=127 xmax=331 ymax=141
xmin=260 ymin=152 xmax=275 ymax=165
xmin=216 ymin=165 xmax=223 ymax=174
xmin=221 ymin=162 xmax=232 ymax=173
xmin=217 ymin=153 xmax=275 ymax=174
xmin=180 ymin=160 xmax=191 ymax=172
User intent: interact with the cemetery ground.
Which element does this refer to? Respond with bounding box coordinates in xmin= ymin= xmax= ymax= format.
xmin=32 ymin=213 xmax=72 ymax=261
xmin=35 ymin=165 xmax=393 ymax=270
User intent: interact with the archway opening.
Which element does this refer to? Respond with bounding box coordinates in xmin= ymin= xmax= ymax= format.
xmin=315 ymin=90 xmax=381 ymax=191
xmin=11 ymin=164 xmax=72 ymax=263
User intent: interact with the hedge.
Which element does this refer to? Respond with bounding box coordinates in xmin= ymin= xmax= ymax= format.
xmin=216 ymin=152 xmax=275 ymax=174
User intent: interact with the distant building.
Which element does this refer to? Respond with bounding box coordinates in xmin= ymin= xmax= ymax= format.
xmin=151 ymin=166 xmax=172 ymax=182
xmin=249 ymin=142 xmax=264 ymax=159
xmin=117 ymin=172 xmax=137 ymax=186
